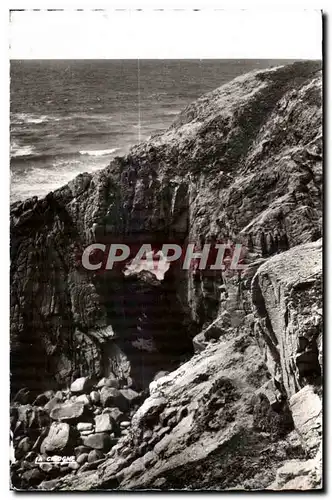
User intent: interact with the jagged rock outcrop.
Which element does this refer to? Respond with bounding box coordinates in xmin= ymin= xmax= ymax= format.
xmin=10 ymin=61 xmax=322 ymax=490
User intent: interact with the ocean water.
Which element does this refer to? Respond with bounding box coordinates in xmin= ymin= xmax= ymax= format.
xmin=10 ymin=59 xmax=294 ymax=202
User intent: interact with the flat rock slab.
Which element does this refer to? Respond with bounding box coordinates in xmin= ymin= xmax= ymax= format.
xmin=50 ymin=402 xmax=84 ymax=421
xmin=77 ymin=422 xmax=94 ymax=432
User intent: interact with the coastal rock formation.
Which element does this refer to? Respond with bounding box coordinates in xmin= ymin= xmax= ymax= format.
xmin=10 ymin=61 xmax=322 ymax=490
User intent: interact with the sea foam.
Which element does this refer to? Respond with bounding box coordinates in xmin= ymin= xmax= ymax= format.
xmin=79 ymin=148 xmax=119 ymax=157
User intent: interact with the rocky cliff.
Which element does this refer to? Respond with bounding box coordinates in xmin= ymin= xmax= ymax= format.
xmin=10 ymin=61 xmax=323 ymax=491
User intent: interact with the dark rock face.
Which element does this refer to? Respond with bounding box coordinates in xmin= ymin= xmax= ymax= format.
xmin=10 ymin=61 xmax=322 ymax=491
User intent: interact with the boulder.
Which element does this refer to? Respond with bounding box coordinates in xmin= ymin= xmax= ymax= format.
xmin=29 ymin=408 xmax=50 ymax=430
xmin=32 ymin=428 xmax=49 ymax=452
xmin=68 ymin=462 xmax=80 ymax=471
xmin=99 ymin=387 xmax=128 ymax=412
xmin=15 ymin=405 xmax=32 ymax=429
xmin=39 ymin=462 xmax=54 ymax=474
xmin=76 ymin=453 xmax=89 ymax=466
xmin=54 ymin=391 xmax=64 ymax=401
xmin=44 ymin=396 xmax=63 ymax=414
xmin=21 ymin=468 xmax=45 ymax=487
xmin=24 ymin=451 xmax=38 ymax=462
xmin=90 ymin=391 xmax=100 ymax=405
xmin=97 ymin=376 xmax=119 ymax=390
xmin=290 ymin=385 xmax=322 ymax=454
xmin=70 ymin=377 xmax=94 ymax=394
xmin=40 ymin=422 xmax=73 ymax=454
xmin=76 ymin=394 xmax=90 ymax=406
xmin=126 ymin=377 xmax=134 ymax=388
xmin=88 ymin=449 xmax=104 ymax=463
xmin=38 ymin=478 xmax=60 ymax=491
xmin=268 ymin=445 xmax=322 ymax=490
xmin=77 ymin=422 xmax=94 ymax=432
xmin=119 ymin=421 xmax=131 ymax=429
xmin=80 ymin=430 xmax=94 ymax=436
xmin=120 ymin=388 xmax=140 ymax=406
xmin=80 ymin=458 xmax=106 ymax=472
xmin=14 ymin=405 xmax=50 ymax=433
xmin=13 ymin=388 xmax=34 ymax=405
xmin=192 ymin=332 xmax=208 ymax=353
xmin=15 ymin=436 xmax=32 ymax=460
xmin=255 ymin=380 xmax=283 ymax=411
xmin=74 ymin=445 xmax=90 ymax=457
xmin=50 ymin=402 xmax=84 ymax=422
xmin=82 ymin=433 xmax=111 ymax=452
xmin=102 ymin=407 xmax=124 ymax=422
xmin=10 ymin=406 xmax=18 ymax=431
xmin=96 ymin=377 xmax=107 ymax=389
xmin=94 ymin=414 xmax=114 ymax=433
xmin=33 ymin=391 xmax=54 ymax=407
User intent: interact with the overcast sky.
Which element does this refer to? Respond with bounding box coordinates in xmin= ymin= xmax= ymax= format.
xmin=9 ymin=9 xmax=322 ymax=59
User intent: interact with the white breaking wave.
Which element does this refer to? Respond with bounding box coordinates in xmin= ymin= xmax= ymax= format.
xmin=25 ymin=116 xmax=48 ymax=124
xmin=79 ymin=148 xmax=119 ymax=157
xmin=11 ymin=113 xmax=51 ymax=125
xmin=11 ymin=144 xmax=35 ymax=158
xmin=11 ymin=112 xmax=114 ymax=126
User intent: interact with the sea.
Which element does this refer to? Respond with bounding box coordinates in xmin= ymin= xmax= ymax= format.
xmin=10 ymin=59 xmax=295 ymax=202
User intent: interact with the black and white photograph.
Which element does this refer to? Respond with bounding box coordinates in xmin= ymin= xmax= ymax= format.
xmin=8 ymin=7 xmax=323 ymax=492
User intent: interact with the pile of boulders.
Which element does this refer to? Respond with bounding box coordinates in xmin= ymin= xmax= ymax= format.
xmin=10 ymin=373 xmax=142 ymax=489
